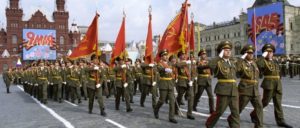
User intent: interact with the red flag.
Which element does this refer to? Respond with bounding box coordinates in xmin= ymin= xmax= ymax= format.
xmin=110 ymin=17 xmax=126 ymax=66
xmin=145 ymin=12 xmax=153 ymax=64
xmin=69 ymin=14 xmax=99 ymax=60
xmin=188 ymin=20 xmax=195 ymax=51
xmin=156 ymin=0 xmax=189 ymax=61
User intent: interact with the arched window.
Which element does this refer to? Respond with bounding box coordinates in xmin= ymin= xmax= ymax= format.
xmin=60 ymin=36 xmax=64 ymax=44
xmin=12 ymin=35 xmax=17 ymax=44
xmin=215 ymin=44 xmax=218 ymax=57
xmin=206 ymin=45 xmax=212 ymax=57
xmin=2 ymin=64 xmax=8 ymax=71
xmin=235 ymin=42 xmax=241 ymax=55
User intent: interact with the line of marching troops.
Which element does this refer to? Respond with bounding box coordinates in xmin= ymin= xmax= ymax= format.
xmin=2 ymin=41 xmax=297 ymax=128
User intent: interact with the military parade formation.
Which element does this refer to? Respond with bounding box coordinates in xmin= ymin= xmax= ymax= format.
xmin=3 ymin=41 xmax=299 ymax=128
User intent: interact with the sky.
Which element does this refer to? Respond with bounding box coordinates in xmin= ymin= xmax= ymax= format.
xmin=0 ymin=0 xmax=300 ymax=42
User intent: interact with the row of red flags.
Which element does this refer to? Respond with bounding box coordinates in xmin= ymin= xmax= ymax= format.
xmin=68 ymin=0 xmax=195 ymax=66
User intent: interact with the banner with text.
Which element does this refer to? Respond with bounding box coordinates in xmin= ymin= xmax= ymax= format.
xmin=22 ymin=29 xmax=56 ymax=60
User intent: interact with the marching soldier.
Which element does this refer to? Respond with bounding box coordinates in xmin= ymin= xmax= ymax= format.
xmin=50 ymin=61 xmax=63 ymax=103
xmin=227 ymin=44 xmax=263 ymax=128
xmin=60 ymin=61 xmax=67 ymax=100
xmin=154 ymin=49 xmax=177 ymax=123
xmin=175 ymin=50 xmax=195 ymax=120
xmin=3 ymin=68 xmax=13 ymax=93
xmin=250 ymin=44 xmax=293 ymax=128
xmin=36 ymin=60 xmax=49 ymax=104
xmin=79 ymin=60 xmax=89 ymax=100
xmin=140 ymin=58 xmax=158 ymax=108
xmin=87 ymin=55 xmax=106 ymax=116
xmin=205 ymin=41 xmax=239 ymax=128
xmin=133 ymin=59 xmax=143 ymax=95
xmin=48 ymin=62 xmax=55 ymax=99
xmin=114 ymin=57 xmax=133 ymax=112
xmin=193 ymin=49 xmax=215 ymax=114
xmin=107 ymin=66 xmax=116 ymax=98
xmin=69 ymin=61 xmax=82 ymax=104
xmin=124 ymin=58 xmax=135 ymax=103
xmin=65 ymin=60 xmax=73 ymax=101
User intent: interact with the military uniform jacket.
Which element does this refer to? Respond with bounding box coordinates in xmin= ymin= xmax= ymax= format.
xmin=80 ymin=66 xmax=88 ymax=83
xmin=176 ymin=61 xmax=191 ymax=87
xmin=3 ymin=71 xmax=13 ymax=85
xmin=236 ymin=59 xmax=260 ymax=96
xmin=134 ymin=65 xmax=143 ymax=80
xmin=212 ymin=58 xmax=238 ymax=96
xmin=49 ymin=67 xmax=63 ymax=84
xmin=257 ymin=58 xmax=282 ymax=91
xmin=108 ymin=68 xmax=115 ymax=81
xmin=113 ymin=66 xmax=127 ymax=88
xmin=157 ymin=61 xmax=175 ymax=90
xmin=60 ymin=67 xmax=67 ymax=83
xmin=70 ymin=67 xmax=81 ymax=87
xmin=87 ymin=66 xmax=104 ymax=90
xmin=141 ymin=63 xmax=157 ymax=86
xmin=36 ymin=67 xmax=49 ymax=84
xmin=197 ymin=59 xmax=212 ymax=87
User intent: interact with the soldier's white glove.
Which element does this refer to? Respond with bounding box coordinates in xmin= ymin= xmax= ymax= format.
xmin=219 ymin=49 xmax=224 ymax=58
xmin=25 ymin=81 xmax=27 ymax=84
xmin=189 ymin=81 xmax=193 ymax=87
xmin=63 ymin=82 xmax=67 ymax=84
xmin=121 ymin=64 xmax=126 ymax=68
xmin=192 ymin=60 xmax=196 ymax=64
xmin=107 ymin=80 xmax=110 ymax=82
xmin=165 ymin=68 xmax=172 ymax=73
xmin=51 ymin=83 xmax=53 ymax=85
xmin=123 ymin=82 xmax=128 ymax=88
xmin=186 ymin=60 xmax=191 ymax=65
xmin=79 ymin=84 xmax=82 ymax=87
xmin=94 ymin=66 xmax=99 ymax=70
xmin=241 ymin=53 xmax=248 ymax=59
xmin=96 ymin=84 xmax=101 ymax=88
xmin=69 ymin=65 xmax=73 ymax=68
xmin=175 ymin=79 xmax=178 ymax=83
xmin=194 ymin=77 xmax=197 ymax=81
xmin=48 ymin=82 xmax=50 ymax=85
xmin=152 ymin=82 xmax=157 ymax=86
xmin=262 ymin=51 xmax=268 ymax=58
xmin=149 ymin=63 xmax=154 ymax=67
xmin=34 ymin=83 xmax=38 ymax=86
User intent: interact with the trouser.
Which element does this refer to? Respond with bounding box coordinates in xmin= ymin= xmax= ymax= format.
xmin=81 ymin=80 xmax=88 ymax=99
xmin=155 ymin=88 xmax=175 ymax=120
xmin=71 ymin=86 xmax=81 ymax=103
xmin=53 ymin=83 xmax=62 ymax=100
xmin=88 ymin=87 xmax=105 ymax=112
xmin=107 ymin=80 xmax=116 ymax=98
xmin=115 ymin=87 xmax=131 ymax=110
xmin=175 ymin=86 xmax=194 ymax=116
xmin=228 ymin=95 xmax=263 ymax=128
xmin=127 ymin=82 xmax=134 ymax=102
xmin=251 ymin=89 xmax=285 ymax=125
xmin=206 ymin=95 xmax=240 ymax=128
xmin=134 ymin=77 xmax=142 ymax=94
xmin=140 ymin=84 xmax=157 ymax=108
xmin=193 ymin=85 xmax=215 ymax=113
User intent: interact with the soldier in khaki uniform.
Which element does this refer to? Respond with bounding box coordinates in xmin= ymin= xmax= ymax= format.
xmin=69 ymin=62 xmax=82 ymax=104
xmin=50 ymin=61 xmax=63 ymax=103
xmin=125 ymin=58 xmax=135 ymax=103
xmin=87 ymin=55 xmax=106 ymax=116
xmin=133 ymin=59 xmax=143 ymax=95
xmin=36 ymin=60 xmax=49 ymax=104
xmin=193 ymin=49 xmax=215 ymax=114
xmin=3 ymin=68 xmax=13 ymax=93
xmin=79 ymin=60 xmax=88 ymax=100
xmin=140 ymin=59 xmax=158 ymax=108
xmin=175 ymin=50 xmax=195 ymax=120
xmin=60 ymin=62 xmax=67 ymax=100
xmin=227 ymin=44 xmax=263 ymax=128
xmin=114 ymin=57 xmax=133 ymax=112
xmin=250 ymin=44 xmax=293 ymax=128
xmin=205 ymin=41 xmax=239 ymax=128
xmin=107 ymin=66 xmax=116 ymax=98
xmin=153 ymin=49 xmax=177 ymax=123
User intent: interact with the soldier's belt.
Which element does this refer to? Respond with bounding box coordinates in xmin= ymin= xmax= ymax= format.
xmin=198 ymin=74 xmax=210 ymax=77
xmin=218 ymin=79 xmax=236 ymax=83
xmin=240 ymin=79 xmax=258 ymax=84
xmin=89 ymin=78 xmax=96 ymax=81
xmin=70 ymin=78 xmax=79 ymax=81
xmin=178 ymin=76 xmax=188 ymax=79
xmin=116 ymin=77 xmax=122 ymax=80
xmin=136 ymin=73 xmax=142 ymax=75
xmin=53 ymin=76 xmax=62 ymax=79
xmin=143 ymin=75 xmax=152 ymax=78
xmin=264 ymin=76 xmax=280 ymax=79
xmin=160 ymin=77 xmax=173 ymax=81
xmin=38 ymin=77 xmax=47 ymax=80
xmin=109 ymin=75 xmax=115 ymax=76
